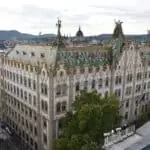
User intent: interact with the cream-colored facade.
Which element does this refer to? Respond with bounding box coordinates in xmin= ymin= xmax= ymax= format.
xmin=0 ymin=42 xmax=150 ymax=150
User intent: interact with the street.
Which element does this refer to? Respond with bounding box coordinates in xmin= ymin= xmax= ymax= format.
xmin=0 ymin=139 xmax=18 ymax=150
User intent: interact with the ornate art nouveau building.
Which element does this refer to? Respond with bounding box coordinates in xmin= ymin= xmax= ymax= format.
xmin=0 ymin=20 xmax=150 ymax=150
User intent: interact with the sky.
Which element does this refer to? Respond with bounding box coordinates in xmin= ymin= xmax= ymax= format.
xmin=1 ymin=0 xmax=150 ymax=36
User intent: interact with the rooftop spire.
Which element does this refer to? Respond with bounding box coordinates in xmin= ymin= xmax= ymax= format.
xmin=112 ymin=20 xmax=125 ymax=40
xmin=56 ymin=18 xmax=62 ymax=45
xmin=53 ymin=18 xmax=65 ymax=49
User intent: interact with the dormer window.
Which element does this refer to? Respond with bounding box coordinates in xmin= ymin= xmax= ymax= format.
xmin=16 ymin=51 xmax=19 ymax=54
xmin=23 ymin=51 xmax=26 ymax=55
xmin=41 ymin=53 xmax=45 ymax=58
xmin=31 ymin=52 xmax=35 ymax=56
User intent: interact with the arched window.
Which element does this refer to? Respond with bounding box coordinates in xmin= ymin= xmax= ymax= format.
xmin=29 ymin=94 xmax=32 ymax=104
xmin=62 ymin=101 xmax=67 ymax=112
xmin=20 ymin=89 xmax=23 ymax=98
xmin=62 ymin=84 xmax=67 ymax=96
xmin=56 ymin=85 xmax=61 ymax=96
xmin=45 ymin=101 xmax=48 ymax=113
xmin=24 ymin=91 xmax=27 ymax=100
xmin=91 ymin=80 xmax=96 ymax=89
xmin=98 ymin=79 xmax=103 ymax=88
xmin=137 ymin=72 xmax=142 ymax=81
xmin=56 ymin=102 xmax=61 ymax=113
xmin=127 ymin=74 xmax=132 ymax=82
xmin=115 ymin=76 xmax=122 ymax=85
xmin=75 ymin=82 xmax=80 ymax=92
xmin=84 ymin=81 xmax=88 ymax=90
xmin=41 ymin=83 xmax=44 ymax=94
xmin=41 ymin=100 xmax=44 ymax=110
xmin=105 ymin=77 xmax=109 ymax=87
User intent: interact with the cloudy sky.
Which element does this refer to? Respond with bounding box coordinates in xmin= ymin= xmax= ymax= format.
xmin=0 ymin=0 xmax=150 ymax=35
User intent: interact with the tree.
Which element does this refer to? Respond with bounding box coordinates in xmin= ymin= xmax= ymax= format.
xmin=54 ymin=90 xmax=122 ymax=150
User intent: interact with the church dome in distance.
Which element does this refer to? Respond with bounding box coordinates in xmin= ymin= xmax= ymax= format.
xmin=76 ymin=26 xmax=84 ymax=37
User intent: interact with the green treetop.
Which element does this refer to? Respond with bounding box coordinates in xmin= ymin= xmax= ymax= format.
xmin=54 ymin=91 xmax=122 ymax=150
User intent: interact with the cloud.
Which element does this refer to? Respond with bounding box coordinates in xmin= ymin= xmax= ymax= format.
xmin=20 ymin=4 xmax=61 ymax=20
xmin=89 ymin=4 xmax=150 ymax=22
xmin=0 ymin=0 xmax=150 ymax=35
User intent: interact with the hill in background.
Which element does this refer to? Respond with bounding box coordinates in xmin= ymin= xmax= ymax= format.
xmin=0 ymin=30 xmax=147 ymax=41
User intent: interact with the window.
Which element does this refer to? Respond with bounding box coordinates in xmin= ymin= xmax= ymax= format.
xmin=62 ymin=101 xmax=67 ymax=112
xmin=33 ymin=80 xmax=36 ymax=90
xmin=41 ymin=83 xmax=48 ymax=95
xmin=149 ymin=71 xmax=150 ymax=78
xmin=31 ymin=52 xmax=35 ymax=56
xmin=16 ymin=74 xmax=19 ymax=83
xmin=23 ymin=51 xmax=26 ymax=55
xmin=14 ymin=86 xmax=16 ymax=94
xmin=62 ymin=84 xmax=67 ymax=96
xmin=127 ymin=74 xmax=132 ymax=83
xmin=13 ymin=73 xmax=15 ymax=82
xmin=34 ymin=127 xmax=37 ymax=136
xmin=24 ymin=91 xmax=27 ymax=101
xmin=125 ymin=87 xmax=132 ymax=96
xmin=145 ymin=72 xmax=147 ymax=79
xmin=84 ymin=81 xmax=88 ymax=90
xmin=60 ymin=71 xmax=64 ymax=77
xmin=115 ymin=89 xmax=121 ymax=97
xmin=105 ymin=77 xmax=109 ymax=87
xmin=142 ymin=105 xmax=144 ymax=113
xmin=75 ymin=82 xmax=80 ymax=92
xmin=56 ymin=102 xmax=61 ymax=113
xmin=145 ymin=104 xmax=148 ymax=112
xmin=33 ymin=96 xmax=36 ymax=106
xmin=41 ymin=100 xmax=44 ymax=110
xmin=43 ymin=134 xmax=47 ymax=145
xmin=24 ymin=77 xmax=27 ymax=87
xmin=137 ymin=72 xmax=142 ymax=81
xmin=148 ymin=82 xmax=150 ymax=89
xmin=29 ymin=94 xmax=32 ymax=105
xmin=41 ymin=53 xmax=45 ymax=58
xmin=135 ymin=100 xmax=138 ymax=107
xmin=91 ymin=80 xmax=95 ymax=89
xmin=126 ymin=100 xmax=129 ymax=108
xmin=20 ymin=75 xmax=22 ymax=84
xmin=30 ymin=138 xmax=33 ymax=146
xmin=115 ymin=76 xmax=122 ymax=85
xmin=125 ymin=112 xmax=128 ymax=119
xmin=98 ymin=79 xmax=103 ymax=88
xmin=56 ymin=85 xmax=61 ymax=96
xmin=136 ymin=84 xmax=141 ymax=93
xmin=17 ymin=87 xmax=19 ymax=96
xmin=135 ymin=109 xmax=137 ymax=116
xmin=28 ymin=78 xmax=31 ymax=88
xmin=29 ymin=109 xmax=32 ymax=118
xmin=143 ymin=83 xmax=147 ymax=90
xmin=20 ymin=89 xmax=23 ymax=98
xmin=43 ymin=119 xmax=47 ymax=128
xmin=105 ymin=91 xmax=108 ymax=98
xmin=41 ymin=100 xmax=48 ymax=113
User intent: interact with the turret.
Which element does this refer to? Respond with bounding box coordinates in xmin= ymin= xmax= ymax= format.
xmin=53 ymin=18 xmax=65 ymax=49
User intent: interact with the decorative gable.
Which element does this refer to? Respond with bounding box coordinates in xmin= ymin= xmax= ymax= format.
xmin=118 ymin=44 xmax=143 ymax=71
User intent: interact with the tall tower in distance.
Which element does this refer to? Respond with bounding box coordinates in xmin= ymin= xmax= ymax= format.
xmin=147 ymin=30 xmax=150 ymax=45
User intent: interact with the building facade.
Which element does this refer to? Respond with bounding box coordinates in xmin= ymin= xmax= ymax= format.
xmin=0 ymin=20 xmax=150 ymax=150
